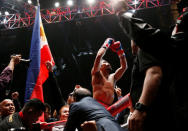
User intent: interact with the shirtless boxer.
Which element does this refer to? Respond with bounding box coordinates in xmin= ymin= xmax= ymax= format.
xmin=91 ymin=38 xmax=128 ymax=108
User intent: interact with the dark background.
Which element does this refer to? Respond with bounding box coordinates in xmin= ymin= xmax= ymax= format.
xmin=0 ymin=5 xmax=174 ymax=108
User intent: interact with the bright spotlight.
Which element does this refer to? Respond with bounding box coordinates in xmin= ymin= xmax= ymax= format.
xmin=28 ymin=0 xmax=32 ymax=4
xmin=67 ymin=0 xmax=73 ymax=6
xmin=124 ymin=12 xmax=134 ymax=18
xmin=3 ymin=18 xmax=7 ymax=24
xmin=5 ymin=11 xmax=9 ymax=15
xmin=131 ymin=9 xmax=136 ymax=13
xmin=110 ymin=0 xmax=125 ymax=5
xmin=133 ymin=0 xmax=139 ymax=5
xmin=87 ymin=0 xmax=95 ymax=5
xmin=0 ymin=11 xmax=2 ymax=15
xmin=55 ymin=2 xmax=60 ymax=7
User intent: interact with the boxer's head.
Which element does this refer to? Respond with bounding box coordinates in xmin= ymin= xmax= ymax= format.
xmin=100 ymin=59 xmax=112 ymax=74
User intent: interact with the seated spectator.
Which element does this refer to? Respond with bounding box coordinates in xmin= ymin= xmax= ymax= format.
xmin=59 ymin=105 xmax=69 ymax=121
xmin=0 ymin=99 xmax=15 ymax=122
xmin=64 ymin=86 xmax=127 ymax=131
xmin=48 ymin=105 xmax=69 ymax=131
xmin=44 ymin=103 xmax=57 ymax=122
xmin=52 ymin=109 xmax=58 ymax=120
xmin=0 ymin=98 xmax=45 ymax=131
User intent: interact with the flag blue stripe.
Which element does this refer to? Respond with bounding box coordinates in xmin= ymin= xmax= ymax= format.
xmin=24 ymin=6 xmax=41 ymax=103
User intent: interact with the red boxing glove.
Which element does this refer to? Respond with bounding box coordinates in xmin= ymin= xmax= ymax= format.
xmin=102 ymin=38 xmax=115 ymax=49
xmin=110 ymin=41 xmax=125 ymax=56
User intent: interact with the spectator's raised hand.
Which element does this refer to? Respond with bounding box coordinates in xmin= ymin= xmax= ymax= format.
xmin=10 ymin=54 xmax=21 ymax=65
xmin=45 ymin=61 xmax=53 ymax=72
xmin=8 ymin=54 xmax=21 ymax=71
xmin=11 ymin=91 xmax=19 ymax=100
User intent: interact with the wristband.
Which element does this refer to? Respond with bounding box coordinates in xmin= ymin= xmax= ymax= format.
xmin=103 ymin=38 xmax=114 ymax=48
xmin=135 ymin=102 xmax=148 ymax=112
xmin=118 ymin=52 xmax=126 ymax=57
xmin=117 ymin=45 xmax=125 ymax=56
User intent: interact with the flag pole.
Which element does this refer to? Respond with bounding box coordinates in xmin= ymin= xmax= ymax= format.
xmin=37 ymin=0 xmax=40 ymax=6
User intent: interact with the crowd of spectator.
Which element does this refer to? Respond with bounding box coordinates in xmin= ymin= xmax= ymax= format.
xmin=0 ymin=1 xmax=188 ymax=131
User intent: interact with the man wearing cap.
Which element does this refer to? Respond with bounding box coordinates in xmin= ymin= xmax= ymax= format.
xmin=113 ymin=1 xmax=188 ymax=131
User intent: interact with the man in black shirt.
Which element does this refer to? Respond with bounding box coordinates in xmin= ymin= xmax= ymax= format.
xmin=0 ymin=98 xmax=45 ymax=131
xmin=0 ymin=99 xmax=15 ymax=123
xmin=119 ymin=7 xmax=188 ymax=131
xmin=128 ymin=40 xmax=174 ymax=131
xmin=113 ymin=1 xmax=187 ymax=131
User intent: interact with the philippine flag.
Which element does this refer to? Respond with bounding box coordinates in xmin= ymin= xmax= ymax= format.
xmin=24 ymin=6 xmax=55 ymax=110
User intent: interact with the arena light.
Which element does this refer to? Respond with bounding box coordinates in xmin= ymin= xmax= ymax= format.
xmin=110 ymin=0 xmax=125 ymax=5
xmin=0 ymin=11 xmax=2 ymax=15
xmin=87 ymin=0 xmax=96 ymax=5
xmin=5 ymin=11 xmax=9 ymax=15
xmin=3 ymin=18 xmax=7 ymax=24
xmin=110 ymin=0 xmax=128 ymax=11
xmin=28 ymin=0 xmax=32 ymax=4
xmin=110 ymin=0 xmax=121 ymax=4
xmin=133 ymin=0 xmax=139 ymax=5
xmin=55 ymin=2 xmax=60 ymax=7
xmin=124 ymin=11 xmax=134 ymax=17
xmin=131 ymin=9 xmax=136 ymax=13
xmin=67 ymin=0 xmax=73 ymax=6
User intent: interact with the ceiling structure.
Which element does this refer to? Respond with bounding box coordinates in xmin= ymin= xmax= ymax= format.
xmin=0 ymin=0 xmax=174 ymax=30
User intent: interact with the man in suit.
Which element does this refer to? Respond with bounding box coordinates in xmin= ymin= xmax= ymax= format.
xmin=64 ymin=86 xmax=127 ymax=131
